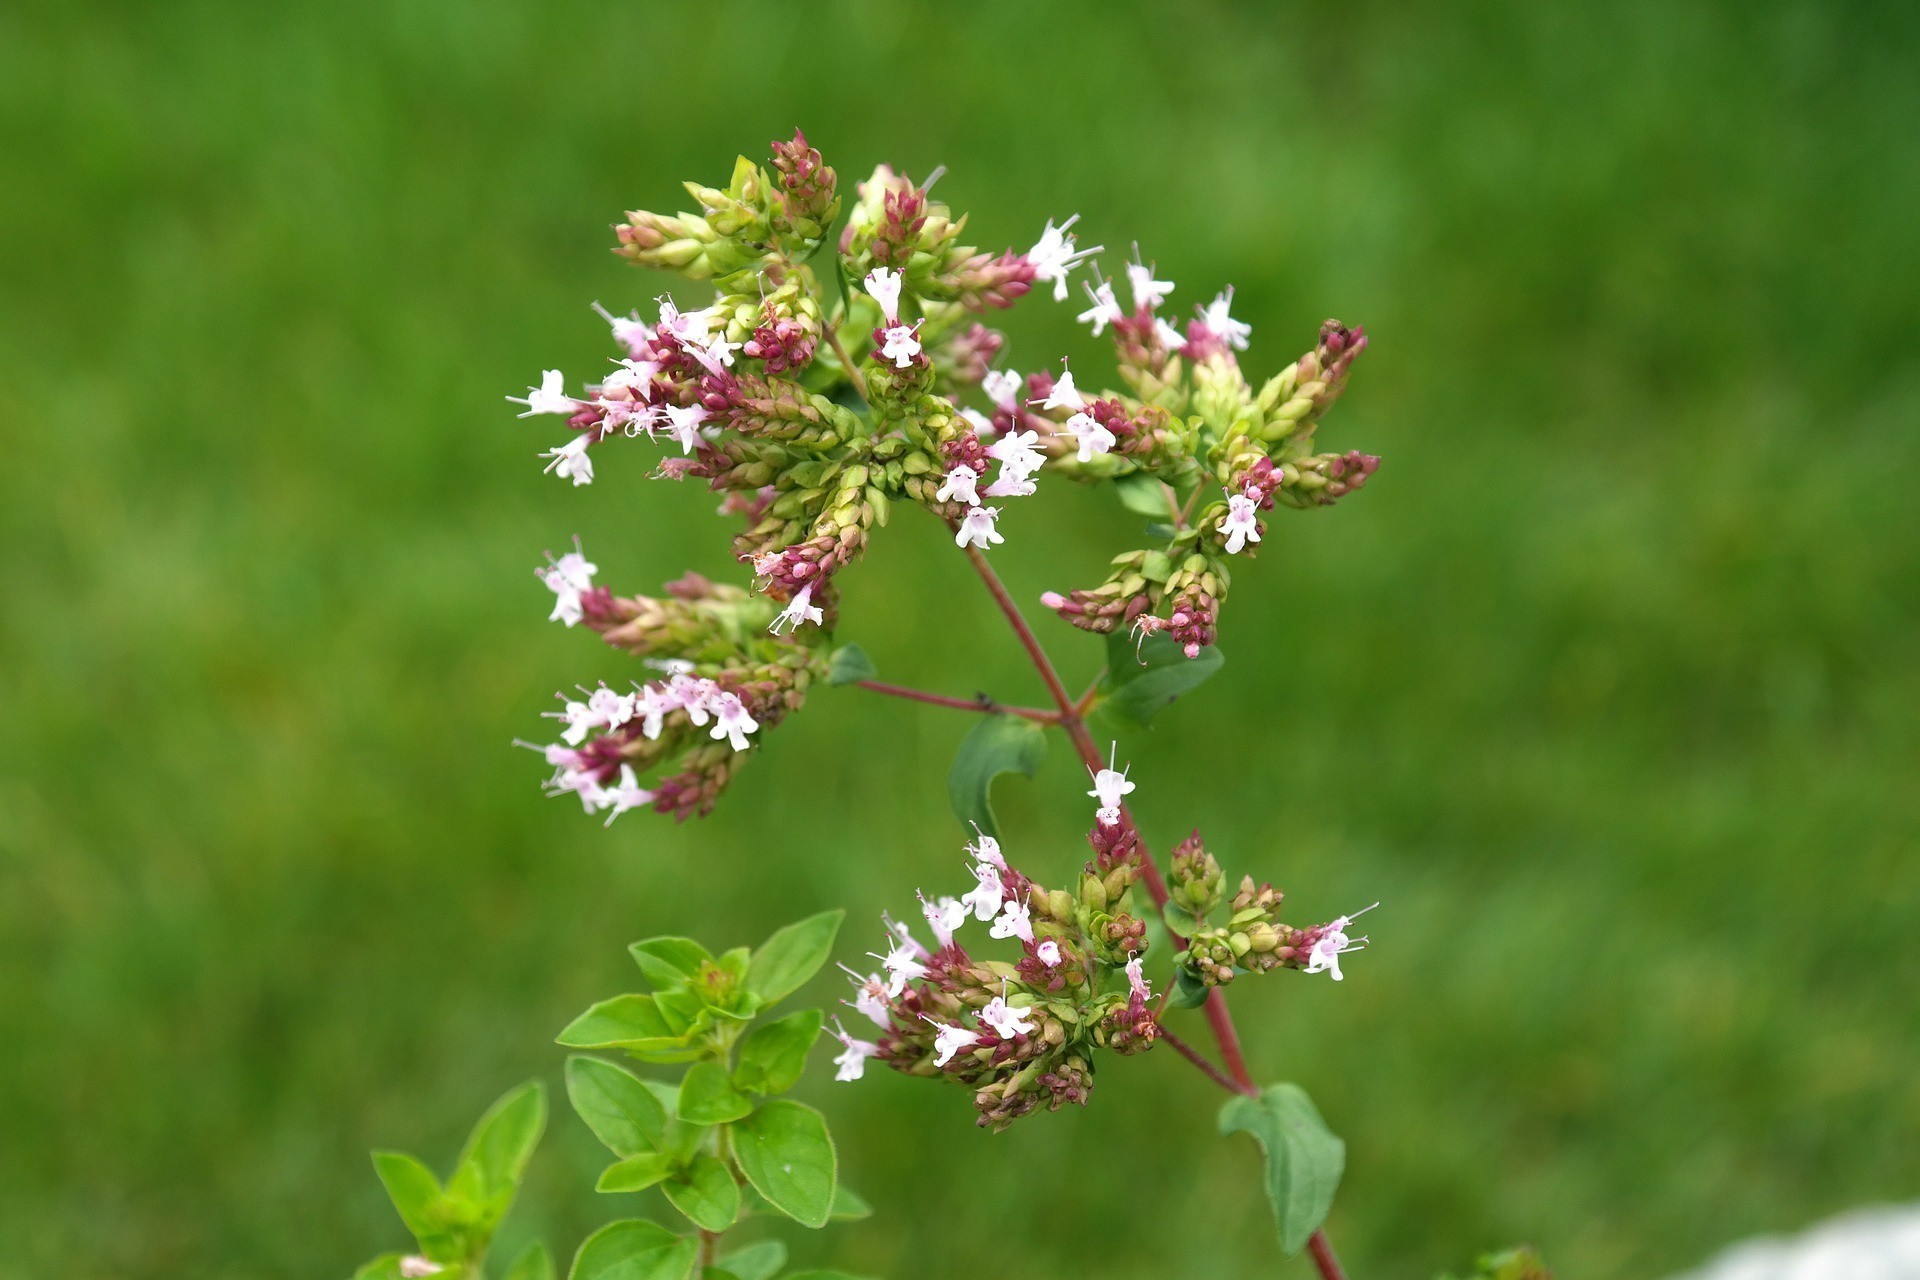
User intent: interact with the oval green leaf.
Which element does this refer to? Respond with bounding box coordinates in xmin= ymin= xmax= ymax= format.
xmin=715 ymin=1241 xmax=785 ymax=1280
xmin=1095 ymin=630 xmax=1224 ymax=731
xmin=662 ymin=1153 xmax=741 ymax=1233
xmin=449 ymin=1079 xmax=546 ymax=1205
xmin=566 ymin=1056 xmax=669 ymax=1157
xmin=568 ymin=1218 xmax=699 ymax=1280
xmin=824 ymin=644 xmax=877 ymax=686
xmin=733 ymin=1010 xmax=823 ymax=1096
xmin=946 ymin=713 xmax=1047 ymax=840
xmin=596 ymin=1151 xmax=674 ymax=1194
xmin=730 ymin=1099 xmax=837 ymax=1229
xmin=676 ymin=1062 xmax=753 ymax=1125
xmin=746 ymin=910 xmax=844 ymax=1005
xmin=1217 ymin=1083 xmax=1346 ymax=1255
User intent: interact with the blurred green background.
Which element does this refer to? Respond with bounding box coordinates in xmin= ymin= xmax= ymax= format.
xmin=3 ymin=1 xmax=1916 ymax=1276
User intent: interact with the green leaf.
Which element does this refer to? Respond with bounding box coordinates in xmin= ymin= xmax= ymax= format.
xmin=824 ymin=643 xmax=877 ymax=686
xmin=946 ymin=713 xmax=1047 ymax=840
xmin=629 ymin=938 xmax=716 ymax=990
xmin=677 ymin=1062 xmax=753 ymax=1125
xmin=569 ymin=1219 xmax=699 ymax=1280
xmin=716 ymin=1241 xmax=786 ymax=1280
xmin=733 ymin=1010 xmax=823 ymax=1096
xmin=448 ymin=1080 xmax=546 ymax=1206
xmin=371 ymin=1151 xmax=442 ymax=1241
xmin=597 ymin=1151 xmax=675 ymax=1193
xmin=566 ymin=1056 xmax=669 ymax=1157
xmin=558 ymin=995 xmax=701 ymax=1061
xmin=827 ymin=1183 xmax=873 ymax=1221
xmin=1167 ymin=965 xmax=1212 ymax=1010
xmin=1094 ymin=630 xmax=1224 ymax=730
xmin=1218 ymin=1083 xmax=1346 ymax=1255
xmin=662 ymin=1154 xmax=741 ymax=1232
xmin=1113 ymin=471 xmax=1176 ymax=519
xmin=745 ymin=910 xmax=845 ymax=1005
xmin=702 ymin=1271 xmax=742 ymax=1280
xmin=503 ymin=1241 xmax=557 ymax=1280
xmin=731 ymin=1099 xmax=837 ymax=1229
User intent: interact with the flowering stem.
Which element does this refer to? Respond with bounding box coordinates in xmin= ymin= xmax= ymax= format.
xmin=1156 ymin=1025 xmax=1246 ymax=1096
xmin=853 ymin=679 xmax=1058 ymax=724
xmin=824 ymin=321 xmax=870 ymax=404
xmin=957 ymin=537 xmax=1351 ymax=1280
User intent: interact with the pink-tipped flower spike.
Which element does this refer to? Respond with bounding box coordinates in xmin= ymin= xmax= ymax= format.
xmin=926 ymin=1017 xmax=981 ymax=1068
xmin=955 ymin=505 xmax=1004 ymax=550
xmin=829 ymin=1016 xmax=882 ymax=1082
xmin=1153 ymin=316 xmax=1187 ymax=351
xmin=986 ymin=428 xmax=1046 ymax=478
xmin=509 ymin=369 xmax=577 ymax=417
xmin=769 ymin=584 xmax=824 ymax=635
xmin=960 ymin=856 xmax=1005 ymax=922
xmin=540 ymin=435 xmax=595 ymax=486
xmin=1304 ymin=903 xmax=1377 ymax=982
xmin=707 ymin=692 xmax=760 ymax=751
xmin=1219 ymin=489 xmax=1262 ymax=554
xmin=1076 ymin=274 xmax=1124 ymax=336
xmin=662 ymin=403 xmax=709 ymax=454
xmin=966 ymin=824 xmax=1007 ymax=868
xmin=1035 ymin=938 xmax=1062 ymax=966
xmin=1027 ymin=215 xmax=1102 ymax=301
xmin=1124 ymin=953 xmax=1152 ymax=1001
xmin=1088 ymin=743 xmax=1136 ymax=827
xmin=983 ymin=471 xmax=1036 ymax=500
xmin=537 ymin=542 xmax=598 ymax=626
xmin=874 ymin=933 xmax=929 ymax=998
xmin=1061 ymin=410 xmax=1116 ymax=463
xmin=863 ymin=266 xmax=904 ymax=323
xmin=591 ymin=302 xmax=654 ymax=357
xmin=657 ymin=295 xmax=712 ymax=345
xmin=936 ymin=463 xmax=982 ymax=506
xmin=1126 ymin=247 xmax=1174 ymax=311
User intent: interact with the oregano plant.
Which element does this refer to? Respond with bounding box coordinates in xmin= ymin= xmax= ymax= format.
xmin=351 ymin=131 xmax=1548 ymax=1280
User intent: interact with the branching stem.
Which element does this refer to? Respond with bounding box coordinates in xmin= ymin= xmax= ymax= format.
xmin=854 ymin=679 xmax=1057 ymax=723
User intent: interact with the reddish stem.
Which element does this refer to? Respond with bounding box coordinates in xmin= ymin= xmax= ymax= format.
xmin=958 ymin=536 xmax=1350 ymax=1280
xmin=854 ymin=679 xmax=1057 ymax=723
xmin=1156 ymin=1025 xmax=1243 ymax=1095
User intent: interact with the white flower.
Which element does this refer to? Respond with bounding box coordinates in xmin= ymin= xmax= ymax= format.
xmin=1076 ymin=276 xmax=1124 ymax=336
xmin=1126 ymin=250 xmax=1174 ymax=311
xmin=1124 ymin=954 xmax=1151 ymax=1001
xmin=936 ymin=463 xmax=981 ymax=506
xmin=874 ymin=937 xmax=927 ymax=998
xmin=553 ymin=698 xmax=595 ymax=746
xmin=658 ymin=296 xmax=711 ymax=345
xmin=399 ymin=1258 xmax=445 ymax=1278
xmin=989 ymin=898 xmax=1033 ymax=943
xmin=634 ymin=683 xmax=676 ymax=739
xmin=981 ymin=368 xmax=1022 ymax=411
xmin=592 ymin=302 xmax=654 ymax=356
xmin=1219 ymin=491 xmax=1262 ymax=554
xmin=668 ymin=674 xmax=717 ymax=726
xmin=919 ymin=892 xmax=968 ymax=948
xmin=978 ymin=995 xmax=1035 ymax=1040
xmin=587 ymin=684 xmax=635 ymax=731
xmin=841 ymin=965 xmax=892 ymax=1028
xmin=829 ymin=1017 xmax=881 ymax=1082
xmin=689 ymin=332 xmax=740 ymax=376
xmin=958 ymin=407 xmax=995 ymax=437
xmin=1027 ymin=215 xmax=1102 ymax=301
xmin=959 ymin=859 xmax=1004 ymax=922
xmin=1304 ymin=905 xmax=1375 ymax=982
xmin=546 ymin=763 xmax=606 ymax=813
xmin=863 ymin=266 xmax=904 ymax=323
xmin=1061 ymin=411 xmax=1115 ymax=463
xmin=1032 ymin=368 xmax=1085 ymax=413
xmin=879 ymin=324 xmax=922 ymax=369
xmin=540 ymin=435 xmax=594 ymax=486
xmin=983 ymin=471 xmax=1037 ymax=499
xmin=509 ymin=369 xmax=576 ymax=417
xmin=1088 ymin=747 xmax=1135 ymax=826
xmin=598 ymin=358 xmax=658 ymax=397
xmin=966 ymin=828 xmax=1006 ymax=868
xmin=1198 ymin=286 xmax=1252 ymax=350
xmin=986 ymin=429 xmax=1046 ymax=479
xmin=708 ymin=691 xmax=759 ymax=751
xmin=1035 ymin=938 xmax=1062 ymax=966
xmin=662 ymin=403 xmax=709 ymax=455
xmin=1153 ymin=317 xmax=1187 ymax=351
xmin=927 ymin=1018 xmax=981 ymax=1068
xmin=538 ymin=545 xmax=597 ymax=627
xmin=769 ymin=584 xmax=824 ymax=635
xmin=955 ymin=505 xmax=1003 ymax=550
xmin=599 ymin=765 xmax=653 ymax=826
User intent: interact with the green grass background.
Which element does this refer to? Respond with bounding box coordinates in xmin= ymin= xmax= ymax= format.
xmin=3 ymin=2 xmax=1916 ymax=1276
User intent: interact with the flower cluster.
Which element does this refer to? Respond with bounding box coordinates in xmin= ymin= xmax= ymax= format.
xmin=527 ymin=549 xmax=821 ymax=821
xmin=832 ymin=770 xmax=1160 ymax=1130
xmin=1165 ymin=830 xmax=1374 ymax=990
